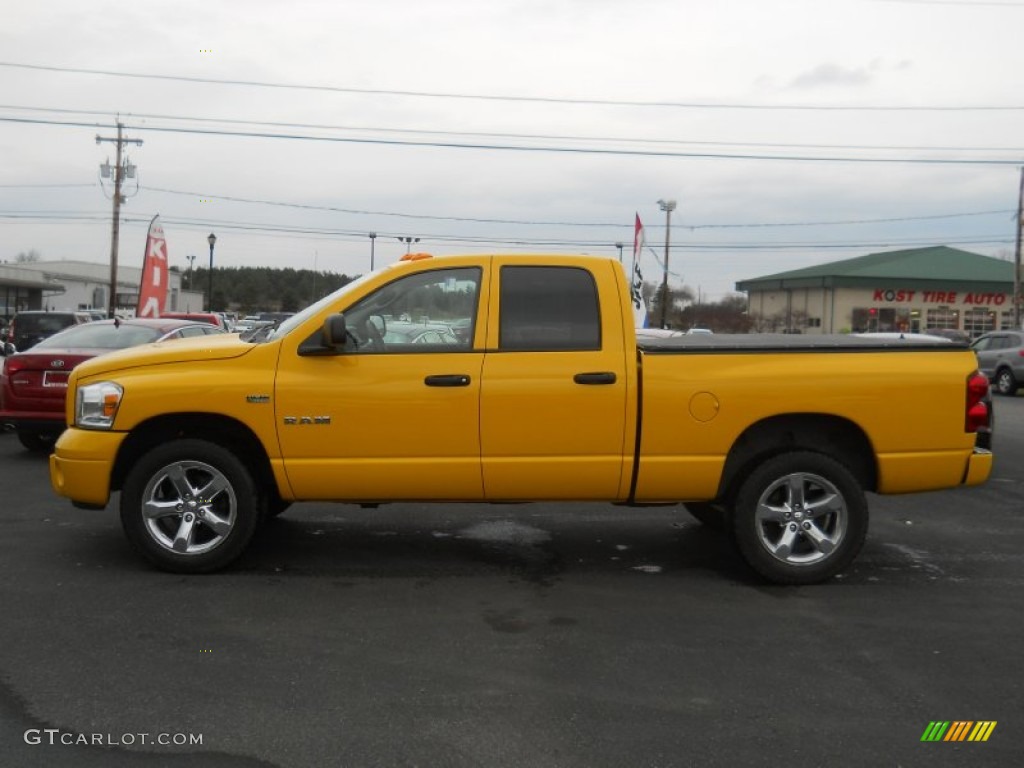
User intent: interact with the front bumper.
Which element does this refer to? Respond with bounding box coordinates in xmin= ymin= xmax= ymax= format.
xmin=49 ymin=428 xmax=127 ymax=508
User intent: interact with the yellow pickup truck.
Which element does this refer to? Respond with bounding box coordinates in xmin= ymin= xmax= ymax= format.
xmin=48 ymin=254 xmax=993 ymax=583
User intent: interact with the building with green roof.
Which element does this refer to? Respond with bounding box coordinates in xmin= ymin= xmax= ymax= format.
xmin=734 ymin=246 xmax=1015 ymax=336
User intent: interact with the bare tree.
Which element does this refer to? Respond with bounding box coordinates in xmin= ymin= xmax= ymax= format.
xmin=15 ymin=249 xmax=41 ymax=263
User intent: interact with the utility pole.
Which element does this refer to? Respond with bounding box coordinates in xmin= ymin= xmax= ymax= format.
xmin=1015 ymin=167 xmax=1023 ymax=330
xmin=96 ymin=122 xmax=142 ymax=318
xmin=207 ymin=233 xmax=217 ymax=311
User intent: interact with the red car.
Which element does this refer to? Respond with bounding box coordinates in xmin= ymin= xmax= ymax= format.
xmin=1 ymin=318 xmax=224 ymax=452
xmin=159 ymin=312 xmax=228 ymax=330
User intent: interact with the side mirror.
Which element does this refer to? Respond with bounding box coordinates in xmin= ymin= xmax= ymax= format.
xmin=324 ymin=313 xmax=348 ymax=348
xmin=1 ymin=342 xmax=15 ymax=357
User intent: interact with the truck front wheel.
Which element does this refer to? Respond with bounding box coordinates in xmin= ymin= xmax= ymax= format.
xmin=732 ymin=452 xmax=867 ymax=585
xmin=120 ymin=439 xmax=262 ymax=573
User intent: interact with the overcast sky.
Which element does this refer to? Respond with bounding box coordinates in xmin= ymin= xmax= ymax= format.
xmin=2 ymin=0 xmax=1024 ymax=301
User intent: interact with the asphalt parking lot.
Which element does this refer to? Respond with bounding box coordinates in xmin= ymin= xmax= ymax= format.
xmin=1 ymin=399 xmax=1022 ymax=768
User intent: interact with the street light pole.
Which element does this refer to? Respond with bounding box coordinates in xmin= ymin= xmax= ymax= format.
xmin=615 ymin=242 xmax=624 ymax=263
xmin=186 ymin=254 xmax=196 ymax=289
xmin=369 ymin=232 xmax=377 ymax=271
xmin=397 ymin=236 xmax=420 ymax=254
xmin=207 ymin=233 xmax=217 ymax=311
xmin=657 ymin=199 xmax=676 ymax=329
xmin=1014 ymin=166 xmax=1023 ymax=330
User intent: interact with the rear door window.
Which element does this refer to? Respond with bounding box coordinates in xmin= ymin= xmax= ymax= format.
xmin=498 ymin=266 xmax=601 ymax=351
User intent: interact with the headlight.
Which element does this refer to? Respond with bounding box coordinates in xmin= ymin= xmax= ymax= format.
xmin=76 ymin=381 xmax=123 ymax=429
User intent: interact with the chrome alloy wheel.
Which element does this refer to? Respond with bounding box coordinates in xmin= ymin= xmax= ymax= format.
xmin=753 ymin=471 xmax=846 ymax=566
xmin=141 ymin=460 xmax=238 ymax=555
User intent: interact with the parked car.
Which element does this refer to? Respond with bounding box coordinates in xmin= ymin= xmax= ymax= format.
xmin=158 ymin=311 xmax=228 ymax=330
xmin=1 ymin=318 xmax=224 ymax=451
xmin=257 ymin=311 xmax=295 ymax=323
xmin=381 ymin=320 xmax=461 ymax=347
xmin=5 ymin=310 xmax=92 ymax=352
xmin=927 ymin=327 xmax=971 ymax=343
xmin=635 ymin=328 xmax=684 ymax=339
xmin=971 ymin=331 xmax=1024 ymax=395
xmin=855 ymin=332 xmax=954 ymax=343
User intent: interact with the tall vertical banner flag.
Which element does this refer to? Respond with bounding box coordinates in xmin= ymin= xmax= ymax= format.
xmin=137 ymin=215 xmax=168 ymax=318
xmin=630 ymin=213 xmax=648 ymax=327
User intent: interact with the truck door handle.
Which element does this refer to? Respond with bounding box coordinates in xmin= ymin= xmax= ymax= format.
xmin=574 ymin=372 xmax=617 ymax=385
xmin=424 ymin=374 xmax=471 ymax=387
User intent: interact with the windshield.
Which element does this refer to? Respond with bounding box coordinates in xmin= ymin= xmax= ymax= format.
xmin=33 ymin=323 xmax=163 ymax=349
xmin=252 ymin=271 xmax=378 ymax=343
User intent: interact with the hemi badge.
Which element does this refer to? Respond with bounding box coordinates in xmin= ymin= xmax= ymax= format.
xmin=246 ymin=395 xmax=271 ymax=403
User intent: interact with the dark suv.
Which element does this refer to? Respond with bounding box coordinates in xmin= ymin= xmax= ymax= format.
xmin=6 ymin=311 xmax=92 ymax=352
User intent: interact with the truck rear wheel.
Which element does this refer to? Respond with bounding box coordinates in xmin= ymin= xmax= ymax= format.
xmin=732 ymin=451 xmax=867 ymax=585
xmin=120 ymin=439 xmax=262 ymax=573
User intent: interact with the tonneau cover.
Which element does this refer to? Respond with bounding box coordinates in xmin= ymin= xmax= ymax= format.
xmin=637 ymin=333 xmax=967 ymax=353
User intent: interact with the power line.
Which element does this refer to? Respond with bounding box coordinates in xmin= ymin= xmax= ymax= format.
xmin=0 ymin=183 xmax=96 ymax=189
xmin=5 ymin=209 xmax=1010 ymax=252
xmin=4 ymin=103 xmax=1023 ymax=154
xmin=870 ymin=0 xmax=1024 ymax=6
xmin=3 ymin=114 xmax=1022 ymax=166
xmin=142 ymin=186 xmax=1014 ymax=230
xmin=3 ymin=60 xmax=1024 ymax=112
xmin=1 ymin=183 xmax=1012 ymax=231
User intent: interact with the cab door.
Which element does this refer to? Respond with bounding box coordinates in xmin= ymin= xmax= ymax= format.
xmin=479 ymin=260 xmax=630 ymax=500
xmin=275 ymin=265 xmax=487 ymax=501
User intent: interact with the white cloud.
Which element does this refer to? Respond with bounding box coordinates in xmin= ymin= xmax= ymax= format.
xmin=789 ymin=63 xmax=874 ymax=89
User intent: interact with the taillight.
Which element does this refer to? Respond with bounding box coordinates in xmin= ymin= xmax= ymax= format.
xmin=966 ymin=372 xmax=991 ymax=433
xmin=3 ymin=356 xmax=26 ymax=376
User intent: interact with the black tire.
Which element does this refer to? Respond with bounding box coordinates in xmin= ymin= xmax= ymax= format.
xmin=120 ymin=439 xmax=263 ymax=573
xmin=683 ymin=502 xmax=729 ymax=530
xmin=731 ymin=451 xmax=868 ymax=585
xmin=995 ymin=368 xmax=1018 ymax=396
xmin=17 ymin=430 xmax=58 ymax=453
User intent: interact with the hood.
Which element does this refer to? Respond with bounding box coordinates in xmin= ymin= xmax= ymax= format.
xmin=71 ymin=334 xmax=256 ymax=378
